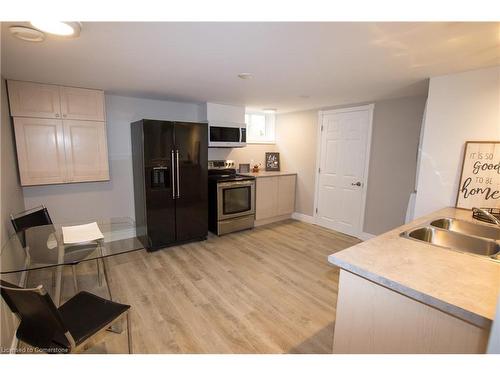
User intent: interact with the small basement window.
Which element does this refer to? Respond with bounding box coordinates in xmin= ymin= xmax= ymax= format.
xmin=245 ymin=112 xmax=276 ymax=144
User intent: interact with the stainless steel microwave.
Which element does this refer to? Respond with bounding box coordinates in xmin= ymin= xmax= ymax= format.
xmin=208 ymin=122 xmax=246 ymax=148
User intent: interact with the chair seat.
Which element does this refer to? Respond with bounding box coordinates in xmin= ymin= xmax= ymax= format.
xmin=55 ymin=291 xmax=130 ymax=346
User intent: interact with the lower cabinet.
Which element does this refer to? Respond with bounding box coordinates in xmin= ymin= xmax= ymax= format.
xmin=13 ymin=117 xmax=109 ymax=186
xmin=255 ymin=174 xmax=296 ymax=225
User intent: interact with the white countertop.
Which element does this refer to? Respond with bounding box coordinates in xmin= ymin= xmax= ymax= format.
xmin=328 ymin=207 xmax=500 ymax=328
xmin=240 ymin=171 xmax=297 ymax=178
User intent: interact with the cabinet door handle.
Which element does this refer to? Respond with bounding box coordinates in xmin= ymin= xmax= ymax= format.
xmin=55 ymin=113 xmax=60 ymax=117
xmin=62 ymin=114 xmax=67 ymax=118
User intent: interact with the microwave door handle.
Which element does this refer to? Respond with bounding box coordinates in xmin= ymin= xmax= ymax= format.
xmin=176 ymin=149 xmax=180 ymax=198
xmin=171 ymin=150 xmax=176 ymax=199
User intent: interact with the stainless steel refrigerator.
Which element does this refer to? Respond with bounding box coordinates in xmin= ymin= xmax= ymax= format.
xmin=131 ymin=119 xmax=208 ymax=251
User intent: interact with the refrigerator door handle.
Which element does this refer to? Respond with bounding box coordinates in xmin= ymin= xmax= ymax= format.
xmin=171 ymin=150 xmax=176 ymax=199
xmin=176 ymin=149 xmax=180 ymax=198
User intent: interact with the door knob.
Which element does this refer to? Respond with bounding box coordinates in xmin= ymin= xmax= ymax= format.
xmin=351 ymin=181 xmax=362 ymax=187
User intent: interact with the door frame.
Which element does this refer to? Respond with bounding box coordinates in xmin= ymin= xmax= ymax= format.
xmin=313 ymin=104 xmax=374 ymax=239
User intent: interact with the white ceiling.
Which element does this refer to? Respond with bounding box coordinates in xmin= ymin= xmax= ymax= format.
xmin=2 ymin=22 xmax=499 ymax=112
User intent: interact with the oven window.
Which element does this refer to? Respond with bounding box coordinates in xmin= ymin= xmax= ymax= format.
xmin=210 ymin=126 xmax=240 ymax=142
xmin=223 ymin=186 xmax=251 ymax=215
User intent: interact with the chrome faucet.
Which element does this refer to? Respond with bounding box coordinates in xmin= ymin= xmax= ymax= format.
xmin=472 ymin=207 xmax=500 ymax=226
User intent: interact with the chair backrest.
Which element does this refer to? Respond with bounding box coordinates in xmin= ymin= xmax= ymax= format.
xmin=0 ymin=280 xmax=73 ymax=351
xmin=11 ymin=205 xmax=53 ymax=233
xmin=10 ymin=206 xmax=53 ymax=248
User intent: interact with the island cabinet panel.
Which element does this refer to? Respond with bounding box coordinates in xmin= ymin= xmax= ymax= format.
xmin=63 ymin=120 xmax=110 ymax=182
xmin=13 ymin=118 xmax=67 ymax=186
xmin=60 ymin=86 xmax=105 ymax=121
xmin=8 ymin=81 xmax=61 ymax=119
xmin=255 ymin=174 xmax=296 ymax=226
xmin=333 ymin=270 xmax=489 ymax=354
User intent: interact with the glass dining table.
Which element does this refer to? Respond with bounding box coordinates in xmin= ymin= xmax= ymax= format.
xmin=0 ymin=218 xmax=144 ymax=306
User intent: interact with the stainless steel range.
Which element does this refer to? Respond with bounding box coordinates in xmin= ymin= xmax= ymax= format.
xmin=208 ymin=160 xmax=255 ymax=235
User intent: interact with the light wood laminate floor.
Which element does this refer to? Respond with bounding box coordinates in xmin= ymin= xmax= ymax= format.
xmin=29 ymin=220 xmax=360 ymax=354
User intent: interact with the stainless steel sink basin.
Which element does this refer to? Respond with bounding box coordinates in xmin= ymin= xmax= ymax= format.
xmin=430 ymin=217 xmax=500 ymax=241
xmin=401 ymin=226 xmax=500 ymax=258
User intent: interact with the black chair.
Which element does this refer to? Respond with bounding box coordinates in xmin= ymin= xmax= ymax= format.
xmin=0 ymin=279 xmax=132 ymax=354
xmin=10 ymin=205 xmax=105 ymax=298
xmin=10 ymin=205 xmax=53 ymax=249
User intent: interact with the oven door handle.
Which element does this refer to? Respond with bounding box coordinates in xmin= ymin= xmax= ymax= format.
xmin=217 ymin=181 xmax=255 ymax=188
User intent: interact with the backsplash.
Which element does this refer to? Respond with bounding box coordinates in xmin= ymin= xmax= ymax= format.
xmin=208 ymin=144 xmax=279 ymax=170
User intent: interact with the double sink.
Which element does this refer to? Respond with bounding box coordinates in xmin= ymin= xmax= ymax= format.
xmin=401 ymin=217 xmax=500 ymax=261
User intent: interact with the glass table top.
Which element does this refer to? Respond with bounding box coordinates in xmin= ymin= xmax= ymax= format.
xmin=1 ymin=218 xmax=144 ymax=274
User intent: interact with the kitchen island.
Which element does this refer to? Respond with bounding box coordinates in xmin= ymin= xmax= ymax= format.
xmin=328 ymin=207 xmax=500 ymax=353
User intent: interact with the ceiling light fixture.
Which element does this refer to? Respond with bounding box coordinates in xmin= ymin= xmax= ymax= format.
xmin=30 ymin=21 xmax=81 ymax=37
xmin=9 ymin=26 xmax=45 ymax=42
xmin=237 ymin=73 xmax=253 ymax=80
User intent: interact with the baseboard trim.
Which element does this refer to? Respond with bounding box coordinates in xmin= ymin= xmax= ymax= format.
xmin=292 ymin=212 xmax=376 ymax=241
xmin=357 ymin=232 xmax=376 ymax=241
xmin=255 ymin=214 xmax=293 ymax=227
xmin=291 ymin=212 xmax=315 ymax=224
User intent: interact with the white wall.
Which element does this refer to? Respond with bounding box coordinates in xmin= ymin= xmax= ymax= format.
xmin=414 ymin=66 xmax=500 ymax=218
xmin=23 ymin=95 xmax=205 ymax=223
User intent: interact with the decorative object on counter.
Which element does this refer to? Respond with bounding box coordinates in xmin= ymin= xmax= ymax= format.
xmin=252 ymin=163 xmax=261 ymax=173
xmin=456 ymin=141 xmax=500 ymax=210
xmin=238 ymin=163 xmax=250 ymax=173
xmin=265 ymin=152 xmax=280 ymax=171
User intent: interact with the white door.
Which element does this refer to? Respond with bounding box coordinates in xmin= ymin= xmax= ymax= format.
xmin=60 ymin=86 xmax=105 ymax=121
xmin=63 ymin=120 xmax=110 ymax=182
xmin=315 ymin=105 xmax=373 ymax=237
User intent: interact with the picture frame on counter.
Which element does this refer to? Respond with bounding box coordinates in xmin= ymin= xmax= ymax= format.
xmin=456 ymin=141 xmax=500 ymax=210
xmin=238 ymin=163 xmax=250 ymax=173
xmin=265 ymin=152 xmax=280 ymax=172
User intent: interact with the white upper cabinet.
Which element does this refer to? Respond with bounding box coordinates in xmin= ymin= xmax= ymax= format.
xmin=63 ymin=120 xmax=109 ymax=182
xmin=13 ymin=117 xmax=67 ymax=186
xmin=7 ymin=80 xmax=109 ymax=186
xmin=60 ymin=86 xmax=105 ymax=121
xmin=8 ymin=81 xmax=61 ymax=119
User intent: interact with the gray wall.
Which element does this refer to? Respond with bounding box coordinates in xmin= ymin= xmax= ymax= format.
xmin=23 ymin=95 xmax=205 ymax=223
xmin=0 ymin=78 xmax=24 ymax=244
xmin=363 ymin=96 xmax=427 ymax=234
xmin=275 ymin=95 xmax=427 ymax=235
xmin=1 ymin=77 xmax=25 ymax=350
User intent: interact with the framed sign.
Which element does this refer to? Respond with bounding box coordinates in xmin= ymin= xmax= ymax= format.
xmin=265 ymin=152 xmax=280 ymax=171
xmin=456 ymin=141 xmax=500 ymax=210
